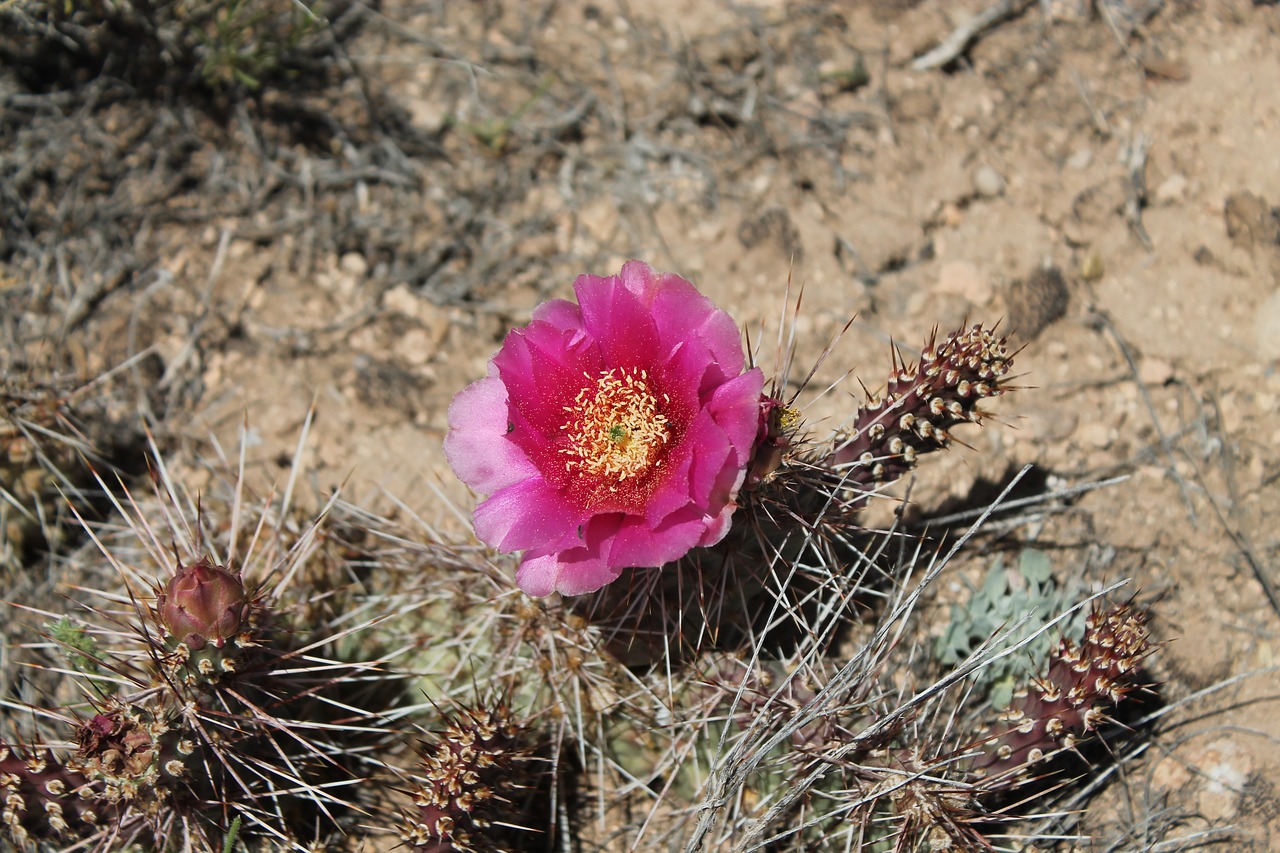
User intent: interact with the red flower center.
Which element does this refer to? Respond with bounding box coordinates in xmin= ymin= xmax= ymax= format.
xmin=557 ymin=367 xmax=674 ymax=510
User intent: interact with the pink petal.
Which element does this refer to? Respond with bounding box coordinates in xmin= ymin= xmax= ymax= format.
xmin=444 ymin=377 xmax=538 ymax=495
xmin=496 ymin=325 xmax=600 ymax=438
xmin=685 ymin=412 xmax=735 ymax=506
xmin=649 ymin=274 xmax=745 ymax=374
xmin=643 ymin=441 xmax=698 ymax=524
xmin=516 ymin=516 xmax=627 ymax=596
xmin=608 ymin=510 xmax=707 ymax=568
xmin=473 ymin=477 xmax=581 ymax=553
xmin=617 ymin=260 xmax=664 ymax=304
xmin=706 ymin=368 xmax=767 ymax=464
xmin=695 ymin=501 xmax=736 ymax=547
xmin=575 ymin=274 xmax=661 ymax=368
xmin=531 ymin=297 xmax=586 ymax=336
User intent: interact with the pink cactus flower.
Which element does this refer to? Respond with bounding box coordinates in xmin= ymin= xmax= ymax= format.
xmin=445 ymin=261 xmax=764 ymax=597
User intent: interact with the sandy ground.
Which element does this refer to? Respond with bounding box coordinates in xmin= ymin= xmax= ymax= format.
xmin=3 ymin=0 xmax=1280 ymax=848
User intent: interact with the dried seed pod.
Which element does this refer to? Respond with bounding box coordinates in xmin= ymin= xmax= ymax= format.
xmin=72 ymin=701 xmax=190 ymax=811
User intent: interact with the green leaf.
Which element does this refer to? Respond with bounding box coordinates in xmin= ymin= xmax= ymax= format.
xmin=1019 ymin=548 xmax=1053 ymax=585
xmin=980 ymin=558 xmax=1009 ymax=600
xmin=222 ymin=815 xmax=241 ymax=853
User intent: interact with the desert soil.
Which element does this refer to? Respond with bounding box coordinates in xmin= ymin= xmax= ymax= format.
xmin=3 ymin=0 xmax=1280 ymax=849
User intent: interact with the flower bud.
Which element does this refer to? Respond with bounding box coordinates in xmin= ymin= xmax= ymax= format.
xmin=157 ymin=557 xmax=247 ymax=650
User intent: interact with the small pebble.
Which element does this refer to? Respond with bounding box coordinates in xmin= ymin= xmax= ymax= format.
xmin=1254 ymin=290 xmax=1280 ymax=362
xmin=1080 ymin=251 xmax=1105 ymax=281
xmin=1066 ymin=147 xmax=1094 ymax=170
xmin=973 ymin=165 xmax=1006 ymax=198
xmin=935 ymin=260 xmax=992 ymax=305
xmin=340 ymin=252 xmax=369 ymax=277
xmin=1155 ymin=174 xmax=1189 ymax=203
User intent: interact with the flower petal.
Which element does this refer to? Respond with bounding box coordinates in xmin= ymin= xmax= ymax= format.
xmin=608 ymin=510 xmax=707 ymax=569
xmin=649 ymin=273 xmax=745 ymax=376
xmin=706 ymin=368 xmax=767 ymax=465
xmin=516 ymin=516 xmax=626 ymax=596
xmin=531 ymin=296 xmax=586 ymax=336
xmin=444 ymin=376 xmax=538 ymax=495
xmin=473 ymin=477 xmax=581 ymax=553
xmin=575 ymin=272 xmax=661 ymax=369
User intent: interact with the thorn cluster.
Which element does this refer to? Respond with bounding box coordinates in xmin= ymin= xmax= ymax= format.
xmin=698 ymin=655 xmax=857 ymax=750
xmin=823 ymin=323 xmax=1013 ymax=507
xmin=969 ymin=602 xmax=1153 ymax=782
xmin=400 ymin=702 xmax=538 ymax=853
xmin=4 ymin=446 xmax=415 ymax=851
xmin=1 ymin=741 xmax=100 ymax=849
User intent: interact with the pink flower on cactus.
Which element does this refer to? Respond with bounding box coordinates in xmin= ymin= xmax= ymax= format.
xmin=445 ymin=261 xmax=764 ymax=597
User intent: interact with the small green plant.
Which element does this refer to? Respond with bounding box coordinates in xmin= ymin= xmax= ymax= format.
xmin=0 ymin=0 xmax=330 ymax=93
xmin=47 ymin=616 xmax=104 ymax=679
xmin=935 ymin=548 xmax=1088 ymax=708
xmin=222 ymin=815 xmax=241 ymax=853
xmin=200 ymin=0 xmax=327 ymax=90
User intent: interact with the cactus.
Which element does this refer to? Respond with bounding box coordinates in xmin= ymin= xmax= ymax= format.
xmin=0 ymin=741 xmax=103 ymax=850
xmin=822 ymin=324 xmax=1013 ymax=497
xmin=568 ymin=322 xmax=1018 ymax=669
xmin=2 ymin=429 xmax=423 ymax=851
xmin=967 ymin=601 xmax=1153 ymax=785
xmin=0 ymin=296 xmax=1171 ymax=853
xmin=398 ymin=700 xmax=545 ymax=853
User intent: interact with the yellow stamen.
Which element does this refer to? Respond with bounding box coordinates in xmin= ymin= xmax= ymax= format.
xmin=561 ymin=368 xmax=670 ymax=482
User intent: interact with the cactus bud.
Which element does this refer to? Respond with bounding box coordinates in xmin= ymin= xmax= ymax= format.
xmin=157 ymin=557 xmax=247 ymax=650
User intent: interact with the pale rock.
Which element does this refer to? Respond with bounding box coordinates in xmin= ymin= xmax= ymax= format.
xmin=394 ymin=327 xmax=435 ymax=368
xmin=383 ymin=284 xmax=423 ymax=320
xmin=1066 ymin=147 xmax=1094 ymax=170
xmin=1138 ymin=357 xmax=1174 ymax=386
xmin=1253 ymin=290 xmax=1280 ymax=362
xmin=1076 ymin=421 xmax=1114 ymax=449
xmin=935 ymin=260 xmax=992 ymax=305
xmin=340 ymin=252 xmax=369 ymax=278
xmin=1155 ymin=173 xmax=1189 ymax=203
xmin=348 ymin=327 xmax=378 ymax=352
xmin=972 ymin=165 xmax=1006 ymax=198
